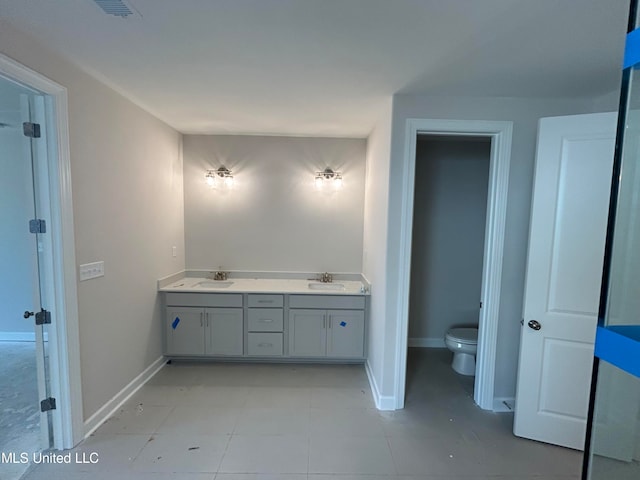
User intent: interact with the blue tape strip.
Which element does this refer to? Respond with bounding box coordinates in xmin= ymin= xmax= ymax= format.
xmin=172 ymin=317 xmax=180 ymax=330
xmin=624 ymin=28 xmax=640 ymax=69
xmin=340 ymin=321 xmax=346 ymax=327
xmin=594 ymin=325 xmax=640 ymax=379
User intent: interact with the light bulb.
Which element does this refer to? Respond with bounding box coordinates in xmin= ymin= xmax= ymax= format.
xmin=334 ymin=176 xmax=343 ymax=189
xmin=205 ymin=173 xmax=216 ymax=187
xmin=224 ymin=175 xmax=234 ymax=187
xmin=315 ymin=176 xmax=323 ymax=189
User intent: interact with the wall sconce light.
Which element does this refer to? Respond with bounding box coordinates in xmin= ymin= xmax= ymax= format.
xmin=315 ymin=167 xmax=343 ymax=189
xmin=205 ymin=166 xmax=234 ymax=188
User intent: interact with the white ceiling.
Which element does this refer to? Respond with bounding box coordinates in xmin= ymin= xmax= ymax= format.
xmin=0 ymin=0 xmax=630 ymax=137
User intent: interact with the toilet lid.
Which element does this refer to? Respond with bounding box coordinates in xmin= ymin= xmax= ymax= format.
xmin=447 ymin=327 xmax=478 ymax=343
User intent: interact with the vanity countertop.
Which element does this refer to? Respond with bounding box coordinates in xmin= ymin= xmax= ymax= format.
xmin=159 ymin=276 xmax=369 ymax=295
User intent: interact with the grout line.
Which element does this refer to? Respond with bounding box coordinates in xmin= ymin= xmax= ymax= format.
xmin=213 ymin=432 xmax=234 ymax=474
xmin=307 ymin=432 xmax=311 ymax=475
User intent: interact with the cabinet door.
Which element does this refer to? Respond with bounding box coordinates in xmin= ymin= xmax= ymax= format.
xmin=289 ymin=309 xmax=326 ymax=357
xmin=205 ymin=308 xmax=243 ymax=356
xmin=327 ymin=310 xmax=365 ymax=358
xmin=166 ymin=307 xmax=204 ymax=355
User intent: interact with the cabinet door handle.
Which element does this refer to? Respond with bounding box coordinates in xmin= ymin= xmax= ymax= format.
xmin=329 ymin=315 xmax=332 ymax=329
xmin=200 ymin=312 xmax=203 ymax=327
xmin=323 ymin=315 xmax=326 ymax=329
xmin=206 ymin=312 xmax=209 ymax=328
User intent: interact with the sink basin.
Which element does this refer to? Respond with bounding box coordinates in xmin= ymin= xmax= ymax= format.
xmin=194 ymin=280 xmax=234 ymax=289
xmin=308 ymin=282 xmax=345 ymax=291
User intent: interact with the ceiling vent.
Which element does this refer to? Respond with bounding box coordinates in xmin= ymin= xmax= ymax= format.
xmin=92 ymin=0 xmax=141 ymax=18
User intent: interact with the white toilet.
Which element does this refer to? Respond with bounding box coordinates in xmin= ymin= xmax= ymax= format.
xmin=444 ymin=327 xmax=478 ymax=376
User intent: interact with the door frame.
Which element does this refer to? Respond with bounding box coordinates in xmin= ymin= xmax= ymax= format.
xmin=395 ymin=118 xmax=513 ymax=410
xmin=0 ymin=53 xmax=83 ymax=448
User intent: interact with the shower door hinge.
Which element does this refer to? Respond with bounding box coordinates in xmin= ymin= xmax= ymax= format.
xmin=29 ymin=219 xmax=46 ymax=234
xmin=40 ymin=397 xmax=56 ymax=412
xmin=23 ymin=122 xmax=41 ymax=138
xmin=35 ymin=309 xmax=51 ymax=325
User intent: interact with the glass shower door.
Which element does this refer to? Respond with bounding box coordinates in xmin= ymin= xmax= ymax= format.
xmin=584 ymin=1 xmax=640 ymax=478
xmin=23 ymin=92 xmax=55 ymax=451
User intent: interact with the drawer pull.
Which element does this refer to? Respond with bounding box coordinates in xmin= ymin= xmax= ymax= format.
xmin=259 ymin=318 xmax=274 ymax=323
xmin=257 ymin=342 xmax=273 ymax=347
xmin=257 ymin=300 xmax=273 ymax=304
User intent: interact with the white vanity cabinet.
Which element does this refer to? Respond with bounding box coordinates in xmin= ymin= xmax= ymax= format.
xmin=165 ymin=293 xmax=243 ymax=357
xmin=166 ymin=307 xmax=205 ymax=355
xmin=163 ymin=289 xmax=367 ymax=362
xmin=289 ymin=296 xmax=365 ymax=359
xmin=247 ymin=294 xmax=284 ymax=356
xmin=205 ymin=308 xmax=243 ymax=355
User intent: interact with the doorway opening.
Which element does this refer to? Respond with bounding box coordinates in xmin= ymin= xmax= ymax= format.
xmin=0 ymin=54 xmax=83 ymax=455
xmin=395 ymin=119 xmax=513 ymax=410
xmin=405 ymin=135 xmax=491 ymax=401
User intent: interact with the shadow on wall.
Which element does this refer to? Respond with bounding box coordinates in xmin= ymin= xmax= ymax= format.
xmin=408 ymin=135 xmax=491 ymax=348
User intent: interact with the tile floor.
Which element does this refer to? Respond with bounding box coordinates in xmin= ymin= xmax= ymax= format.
xmin=0 ymin=342 xmax=40 ymax=480
xmin=21 ymin=348 xmax=583 ymax=479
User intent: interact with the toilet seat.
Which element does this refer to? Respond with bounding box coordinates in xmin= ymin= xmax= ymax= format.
xmin=446 ymin=327 xmax=478 ymax=344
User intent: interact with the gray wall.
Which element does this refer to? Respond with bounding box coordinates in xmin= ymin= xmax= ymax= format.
xmin=409 ymin=137 xmax=490 ymax=344
xmin=362 ymin=99 xmax=393 ymax=404
xmin=0 ymin=80 xmax=37 ymax=337
xmin=0 ymin=19 xmax=186 ymax=421
xmin=183 ymin=135 xmax=366 ymax=273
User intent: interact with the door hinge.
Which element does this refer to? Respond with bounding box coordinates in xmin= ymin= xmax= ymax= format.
xmin=29 ymin=219 xmax=46 ymax=234
xmin=479 ymin=301 xmax=483 ymax=309
xmin=23 ymin=122 xmax=41 ymax=138
xmin=22 ymin=122 xmax=40 ymax=138
xmin=35 ymin=309 xmax=51 ymax=325
xmin=40 ymin=397 xmax=56 ymax=412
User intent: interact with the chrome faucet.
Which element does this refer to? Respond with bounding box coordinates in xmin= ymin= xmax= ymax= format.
xmin=209 ymin=270 xmax=229 ymax=281
xmin=319 ymin=272 xmax=333 ymax=283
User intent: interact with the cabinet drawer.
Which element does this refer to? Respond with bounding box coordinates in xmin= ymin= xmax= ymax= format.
xmin=165 ymin=293 xmax=242 ymax=308
xmin=247 ymin=333 xmax=283 ymax=356
xmin=248 ymin=294 xmax=284 ymax=308
xmin=289 ymin=295 xmax=365 ymax=310
xmin=248 ymin=309 xmax=284 ymax=332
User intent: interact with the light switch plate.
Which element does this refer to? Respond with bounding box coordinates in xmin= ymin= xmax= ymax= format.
xmin=79 ymin=261 xmax=104 ymax=281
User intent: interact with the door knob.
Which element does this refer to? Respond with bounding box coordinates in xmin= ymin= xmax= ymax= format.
xmin=527 ymin=320 xmax=542 ymax=331
xmin=24 ymin=311 xmax=34 ymax=319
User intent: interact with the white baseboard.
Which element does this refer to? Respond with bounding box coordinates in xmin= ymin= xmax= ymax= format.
xmin=0 ymin=331 xmax=49 ymax=342
xmin=83 ymin=356 xmax=166 ymax=438
xmin=493 ymin=396 xmax=515 ymax=412
xmin=408 ymin=337 xmax=446 ymax=348
xmin=365 ymin=359 xmax=396 ymax=410
xmin=0 ymin=331 xmax=35 ymax=342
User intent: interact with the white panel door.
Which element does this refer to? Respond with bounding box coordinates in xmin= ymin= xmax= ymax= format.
xmin=513 ymin=112 xmax=616 ymax=449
